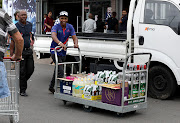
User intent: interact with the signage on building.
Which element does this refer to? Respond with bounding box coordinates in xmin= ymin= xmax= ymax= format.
xmin=2 ymin=0 xmax=36 ymax=33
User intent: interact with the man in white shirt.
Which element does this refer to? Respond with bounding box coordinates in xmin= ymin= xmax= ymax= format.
xmin=82 ymin=13 xmax=96 ymax=33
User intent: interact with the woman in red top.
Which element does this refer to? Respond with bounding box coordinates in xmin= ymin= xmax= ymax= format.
xmin=44 ymin=11 xmax=54 ymax=33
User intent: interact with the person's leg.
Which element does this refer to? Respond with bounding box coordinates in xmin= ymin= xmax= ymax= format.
xmin=0 ymin=62 xmax=10 ymax=98
xmin=26 ymin=54 xmax=34 ymax=81
xmin=20 ymin=57 xmax=27 ymax=93
xmin=49 ymin=54 xmax=56 ymax=90
xmin=49 ymin=55 xmax=65 ymax=93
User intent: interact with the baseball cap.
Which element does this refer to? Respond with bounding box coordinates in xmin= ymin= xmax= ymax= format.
xmin=59 ymin=11 xmax=68 ymax=17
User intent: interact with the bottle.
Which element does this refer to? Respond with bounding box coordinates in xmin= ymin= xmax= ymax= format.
xmin=72 ymin=78 xmax=77 ymax=96
xmin=140 ymin=73 xmax=146 ymax=96
xmin=78 ymin=78 xmax=85 ymax=97
xmin=132 ymin=74 xmax=139 ymax=98
xmin=74 ymin=78 xmax=80 ymax=97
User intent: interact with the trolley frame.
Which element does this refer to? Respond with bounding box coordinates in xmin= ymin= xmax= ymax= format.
xmin=0 ymin=57 xmax=20 ymax=123
xmin=53 ymin=46 xmax=152 ymax=114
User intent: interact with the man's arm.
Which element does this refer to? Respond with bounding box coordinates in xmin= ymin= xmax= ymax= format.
xmin=44 ymin=23 xmax=51 ymax=29
xmin=44 ymin=19 xmax=51 ymax=29
xmin=72 ymin=35 xmax=78 ymax=48
xmin=11 ymin=31 xmax=24 ymax=60
xmin=10 ymin=40 xmax=15 ymax=56
xmin=94 ymin=21 xmax=97 ymax=31
xmin=119 ymin=16 xmax=123 ymax=23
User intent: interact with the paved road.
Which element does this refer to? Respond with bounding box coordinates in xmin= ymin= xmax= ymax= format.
xmin=1 ymin=57 xmax=180 ymax=123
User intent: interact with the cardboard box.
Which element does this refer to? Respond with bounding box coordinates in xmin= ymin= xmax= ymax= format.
xmin=82 ymin=85 xmax=102 ymax=100
xmin=58 ymin=78 xmax=73 ymax=95
xmin=99 ymin=83 xmax=129 ymax=106
xmin=71 ymin=74 xmax=87 ymax=78
xmin=82 ymin=94 xmax=102 ymax=100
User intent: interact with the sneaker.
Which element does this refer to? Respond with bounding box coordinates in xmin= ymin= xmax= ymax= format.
xmin=49 ymin=88 xmax=55 ymax=94
xmin=20 ymin=92 xmax=28 ymax=96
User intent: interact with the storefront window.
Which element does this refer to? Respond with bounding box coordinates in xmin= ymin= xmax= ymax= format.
xmin=84 ymin=0 xmax=111 ymax=21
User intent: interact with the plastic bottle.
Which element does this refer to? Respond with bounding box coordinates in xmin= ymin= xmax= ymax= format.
xmin=140 ymin=73 xmax=146 ymax=96
xmin=72 ymin=78 xmax=77 ymax=97
xmin=73 ymin=78 xmax=80 ymax=97
xmin=78 ymin=78 xmax=85 ymax=97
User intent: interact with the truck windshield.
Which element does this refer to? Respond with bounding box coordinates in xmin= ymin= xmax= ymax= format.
xmin=144 ymin=0 xmax=180 ymax=34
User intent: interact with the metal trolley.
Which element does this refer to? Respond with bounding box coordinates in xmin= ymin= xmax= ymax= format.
xmin=53 ymin=46 xmax=152 ymax=115
xmin=0 ymin=57 xmax=20 ymax=123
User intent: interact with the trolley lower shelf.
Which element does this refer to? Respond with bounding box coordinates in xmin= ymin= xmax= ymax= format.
xmin=54 ymin=93 xmax=147 ymax=113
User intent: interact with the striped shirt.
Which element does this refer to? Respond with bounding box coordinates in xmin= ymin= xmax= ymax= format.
xmin=0 ymin=9 xmax=18 ymax=54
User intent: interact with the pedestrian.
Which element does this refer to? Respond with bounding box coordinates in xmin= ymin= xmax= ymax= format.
xmin=106 ymin=12 xmax=118 ymax=33
xmin=10 ymin=10 xmax=34 ymax=96
xmin=96 ymin=15 xmax=106 ymax=33
xmin=44 ymin=11 xmax=54 ymax=34
xmin=0 ymin=9 xmax=24 ymax=98
xmin=49 ymin=11 xmax=78 ymax=94
xmin=13 ymin=10 xmax=20 ymax=24
xmin=119 ymin=10 xmax=128 ymax=33
xmin=82 ymin=13 xmax=96 ymax=33
xmin=7 ymin=10 xmax=20 ymax=44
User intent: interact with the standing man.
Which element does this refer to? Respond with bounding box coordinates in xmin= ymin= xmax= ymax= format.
xmin=119 ymin=10 xmax=128 ymax=33
xmin=0 ymin=9 xmax=24 ymax=98
xmin=44 ymin=11 xmax=54 ymax=34
xmin=11 ymin=10 xmax=34 ymax=96
xmin=49 ymin=11 xmax=78 ymax=93
xmin=106 ymin=12 xmax=118 ymax=33
xmin=82 ymin=13 xmax=96 ymax=33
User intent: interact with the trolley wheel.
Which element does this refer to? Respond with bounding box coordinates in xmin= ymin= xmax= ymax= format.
xmin=129 ymin=110 xmax=136 ymax=114
xmin=116 ymin=113 xmax=125 ymax=117
xmin=63 ymin=100 xmax=67 ymax=105
xmin=9 ymin=113 xmax=19 ymax=123
xmin=9 ymin=115 xmax=13 ymax=123
xmin=83 ymin=105 xmax=93 ymax=112
xmin=9 ymin=114 xmax=19 ymax=123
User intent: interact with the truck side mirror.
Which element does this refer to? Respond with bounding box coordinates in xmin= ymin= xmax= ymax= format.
xmin=178 ymin=22 xmax=180 ymax=35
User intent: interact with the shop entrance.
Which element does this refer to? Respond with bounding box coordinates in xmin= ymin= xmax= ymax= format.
xmin=49 ymin=1 xmax=82 ymax=32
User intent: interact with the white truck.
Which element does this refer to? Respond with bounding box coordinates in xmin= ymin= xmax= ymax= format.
xmin=34 ymin=0 xmax=180 ymax=99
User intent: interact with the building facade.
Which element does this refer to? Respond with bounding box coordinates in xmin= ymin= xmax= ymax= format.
xmin=36 ymin=0 xmax=130 ymax=34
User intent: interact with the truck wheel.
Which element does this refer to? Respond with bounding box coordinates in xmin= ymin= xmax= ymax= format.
xmin=148 ymin=65 xmax=177 ymax=99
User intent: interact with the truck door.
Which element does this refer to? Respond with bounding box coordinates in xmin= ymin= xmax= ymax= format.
xmin=136 ymin=0 xmax=180 ymax=68
xmin=135 ymin=0 xmax=180 ymax=99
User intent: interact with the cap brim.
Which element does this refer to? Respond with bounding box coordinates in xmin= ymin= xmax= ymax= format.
xmin=59 ymin=15 xmax=68 ymax=17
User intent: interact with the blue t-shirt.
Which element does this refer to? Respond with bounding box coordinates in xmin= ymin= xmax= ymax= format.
xmin=50 ymin=23 xmax=76 ymax=56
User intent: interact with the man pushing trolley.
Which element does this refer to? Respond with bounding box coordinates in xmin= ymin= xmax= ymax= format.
xmin=0 ymin=9 xmax=23 ymax=123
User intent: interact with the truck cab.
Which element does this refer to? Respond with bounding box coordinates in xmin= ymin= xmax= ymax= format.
xmin=132 ymin=0 xmax=180 ymax=99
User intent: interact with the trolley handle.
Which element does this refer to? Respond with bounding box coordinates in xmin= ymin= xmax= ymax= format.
xmin=114 ymin=53 xmax=152 ymax=71
xmin=3 ymin=57 xmax=22 ymax=61
xmin=123 ymin=53 xmax=152 ymax=71
xmin=53 ymin=46 xmax=81 ymax=56
xmin=3 ymin=57 xmax=12 ymax=60
xmin=53 ymin=45 xmax=82 ymax=72
xmin=51 ymin=46 xmax=78 ymax=50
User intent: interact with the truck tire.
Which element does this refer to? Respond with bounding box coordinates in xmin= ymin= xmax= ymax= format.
xmin=148 ymin=65 xmax=177 ymax=99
